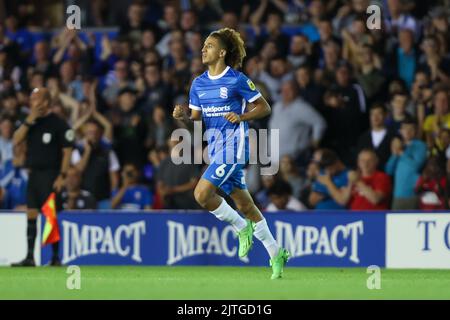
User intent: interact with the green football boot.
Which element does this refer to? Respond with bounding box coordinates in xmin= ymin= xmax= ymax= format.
xmin=270 ymin=248 xmax=290 ymax=280
xmin=237 ymin=219 xmax=254 ymax=257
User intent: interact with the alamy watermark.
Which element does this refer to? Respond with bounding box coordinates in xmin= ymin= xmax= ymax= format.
xmin=170 ymin=122 xmax=280 ymax=175
xmin=66 ymin=265 xmax=81 ymax=290
xmin=366 ymin=265 xmax=381 ymax=290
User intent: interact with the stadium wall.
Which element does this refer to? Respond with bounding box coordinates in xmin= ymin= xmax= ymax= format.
xmin=1 ymin=211 xmax=449 ymax=268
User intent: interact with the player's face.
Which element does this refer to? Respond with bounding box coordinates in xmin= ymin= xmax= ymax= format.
xmin=201 ymin=37 xmax=223 ymax=66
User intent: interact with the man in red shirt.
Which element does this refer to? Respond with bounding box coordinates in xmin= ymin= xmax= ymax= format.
xmin=349 ymin=149 xmax=392 ymax=210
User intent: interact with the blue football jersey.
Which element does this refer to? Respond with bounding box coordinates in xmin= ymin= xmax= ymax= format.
xmin=189 ymin=66 xmax=261 ymax=164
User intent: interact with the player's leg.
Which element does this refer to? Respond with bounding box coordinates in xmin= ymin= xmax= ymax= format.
xmin=194 ymin=163 xmax=247 ymax=233
xmin=11 ymin=175 xmax=39 ymax=267
xmin=228 ymin=172 xmax=289 ymax=279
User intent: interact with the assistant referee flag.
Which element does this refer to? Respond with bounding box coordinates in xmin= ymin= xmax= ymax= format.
xmin=41 ymin=192 xmax=60 ymax=245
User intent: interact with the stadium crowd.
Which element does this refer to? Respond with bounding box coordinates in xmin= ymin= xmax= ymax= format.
xmin=0 ymin=0 xmax=450 ymax=212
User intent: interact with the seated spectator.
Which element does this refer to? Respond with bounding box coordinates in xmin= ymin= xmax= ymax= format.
xmin=357 ymin=104 xmax=396 ymax=170
xmin=386 ymin=119 xmax=427 ymax=209
xmin=415 ymin=157 xmax=448 ymax=210
xmin=111 ymin=163 xmax=153 ymax=210
xmin=309 ymin=149 xmax=351 ymax=210
xmin=0 ymin=141 xmax=27 ymax=211
xmin=57 ymin=167 xmax=97 ymax=211
xmin=266 ymin=179 xmax=306 ymax=212
xmin=349 ymin=149 xmax=392 ymax=210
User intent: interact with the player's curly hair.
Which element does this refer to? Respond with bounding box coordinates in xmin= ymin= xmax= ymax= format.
xmin=209 ymin=28 xmax=246 ymax=69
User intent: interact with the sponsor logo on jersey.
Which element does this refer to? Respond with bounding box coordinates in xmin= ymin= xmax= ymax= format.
xmin=247 ymin=79 xmax=256 ymax=91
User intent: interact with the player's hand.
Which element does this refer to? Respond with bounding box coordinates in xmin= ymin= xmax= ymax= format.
xmin=53 ymin=175 xmax=65 ymax=193
xmin=224 ymin=112 xmax=241 ymax=124
xmin=173 ymin=105 xmax=186 ymax=120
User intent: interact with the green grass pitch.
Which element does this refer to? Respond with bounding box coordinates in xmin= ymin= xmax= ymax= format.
xmin=1 ymin=266 xmax=449 ymax=300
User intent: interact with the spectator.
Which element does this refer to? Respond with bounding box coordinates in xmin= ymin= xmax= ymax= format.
xmin=385 ymin=90 xmax=413 ymax=134
xmin=145 ymin=105 xmax=174 ymax=150
xmin=279 ymin=154 xmax=305 ymax=199
xmin=355 ymin=44 xmax=385 ymax=106
xmin=253 ymin=11 xmax=290 ymax=57
xmin=255 ymin=174 xmax=277 ymax=210
xmin=156 ymin=140 xmax=200 ymax=209
xmin=269 ymin=79 xmax=326 ymax=164
xmin=301 ymin=149 xmax=323 ymax=208
xmin=422 ymin=88 xmax=450 ymax=148
xmin=0 ymin=116 xmax=14 ymax=168
xmin=111 ymin=162 xmax=153 ymax=210
xmin=415 ymin=156 xmax=447 ymax=210
xmin=0 ymin=141 xmax=27 ymax=210
xmin=57 ymin=167 xmax=97 ymax=211
xmin=72 ymin=119 xmax=120 ymax=209
xmin=257 ymin=55 xmax=292 ymax=102
xmin=287 ymin=34 xmax=313 ymax=69
xmin=386 ymin=28 xmax=419 ymax=90
xmin=266 ymin=179 xmax=306 ymax=212
xmin=309 ymin=149 xmax=351 ymax=210
xmin=141 ymin=63 xmax=170 ymax=113
xmin=386 ymin=119 xmax=427 ymax=209
xmin=294 ymin=64 xmax=324 ymax=114
xmin=322 ymin=60 xmax=367 ymax=165
xmin=418 ymin=36 xmax=450 ymax=84
xmin=349 ymin=149 xmax=392 ymax=210
xmin=430 ymin=128 xmax=450 ymax=170
xmin=357 ymin=104 xmax=396 ymax=170
xmin=102 ymin=60 xmax=136 ymax=106
xmin=111 ymin=87 xmax=147 ymax=166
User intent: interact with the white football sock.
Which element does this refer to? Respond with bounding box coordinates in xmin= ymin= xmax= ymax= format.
xmin=210 ymin=199 xmax=247 ymax=232
xmin=254 ymin=219 xmax=279 ymax=258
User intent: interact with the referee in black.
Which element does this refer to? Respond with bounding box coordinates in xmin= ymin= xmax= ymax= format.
xmin=12 ymin=87 xmax=74 ymax=266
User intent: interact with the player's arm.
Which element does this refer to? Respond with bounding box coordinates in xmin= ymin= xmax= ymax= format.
xmin=224 ymin=96 xmax=271 ymax=123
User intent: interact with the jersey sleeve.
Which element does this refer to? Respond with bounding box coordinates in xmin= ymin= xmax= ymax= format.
xmin=236 ymin=73 xmax=262 ymax=103
xmin=189 ymin=80 xmax=201 ymax=111
xmin=57 ymin=119 xmax=75 ymax=148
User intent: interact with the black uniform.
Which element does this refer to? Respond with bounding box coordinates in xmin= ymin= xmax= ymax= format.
xmin=25 ymin=113 xmax=74 ymax=209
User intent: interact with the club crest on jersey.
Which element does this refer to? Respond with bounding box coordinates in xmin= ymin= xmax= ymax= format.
xmin=247 ymin=79 xmax=256 ymax=91
xmin=219 ymin=87 xmax=228 ymax=99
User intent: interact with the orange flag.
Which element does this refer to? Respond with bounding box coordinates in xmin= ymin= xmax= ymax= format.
xmin=41 ymin=192 xmax=60 ymax=246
